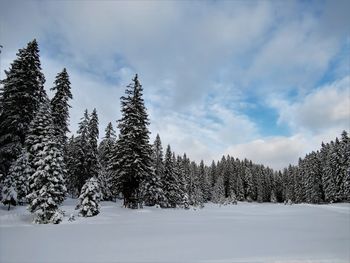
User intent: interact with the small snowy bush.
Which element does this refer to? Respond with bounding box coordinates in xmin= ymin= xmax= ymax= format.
xmin=76 ymin=177 xmax=101 ymax=217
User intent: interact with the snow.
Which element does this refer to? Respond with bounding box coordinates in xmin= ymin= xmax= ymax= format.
xmin=1 ymin=200 xmax=349 ymax=263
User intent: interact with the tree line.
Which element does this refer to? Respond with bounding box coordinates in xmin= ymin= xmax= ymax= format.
xmin=0 ymin=40 xmax=349 ymax=224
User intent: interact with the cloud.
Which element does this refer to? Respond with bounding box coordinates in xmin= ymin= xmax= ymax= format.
xmin=1 ymin=1 xmax=348 ymax=170
xmin=270 ymin=76 xmax=350 ymax=134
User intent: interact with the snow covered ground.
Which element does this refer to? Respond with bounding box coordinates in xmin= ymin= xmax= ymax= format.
xmin=1 ymin=199 xmax=349 ymax=263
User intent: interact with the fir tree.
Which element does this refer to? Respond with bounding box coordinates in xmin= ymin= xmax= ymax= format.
xmin=141 ymin=134 xmax=166 ymax=207
xmin=74 ymin=110 xmax=90 ymax=193
xmin=212 ymin=174 xmax=225 ymax=204
xmin=97 ymin=123 xmax=116 ymax=201
xmin=26 ymin=100 xmax=67 ymax=224
xmin=245 ymin=167 xmax=254 ymax=201
xmin=152 ymin=134 xmax=165 ymax=180
xmin=1 ymin=172 xmax=17 ymax=210
xmin=98 ymin=122 xmax=116 ymax=168
xmin=50 ymin=68 xmax=72 ymax=146
xmin=163 ymin=145 xmax=180 ymax=208
xmin=0 ymin=39 xmax=46 ymax=179
xmin=87 ymin=108 xmax=99 ymax=179
xmin=110 ymin=74 xmax=153 ymax=208
xmin=7 ymin=149 xmax=30 ymax=204
xmin=77 ymin=177 xmax=101 ymax=217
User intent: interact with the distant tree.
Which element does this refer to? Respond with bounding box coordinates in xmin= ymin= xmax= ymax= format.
xmin=163 ymin=145 xmax=180 ymax=208
xmin=98 ymin=122 xmax=116 ymax=168
xmin=87 ymin=108 xmax=99 ymax=179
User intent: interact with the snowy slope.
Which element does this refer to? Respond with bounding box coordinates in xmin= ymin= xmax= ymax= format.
xmin=0 ymin=199 xmax=349 ymax=263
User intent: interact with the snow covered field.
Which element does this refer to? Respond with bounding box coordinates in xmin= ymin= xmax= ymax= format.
xmin=1 ymin=199 xmax=349 ymax=263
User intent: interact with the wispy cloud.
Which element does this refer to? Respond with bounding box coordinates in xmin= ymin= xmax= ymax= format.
xmin=1 ymin=0 xmax=348 ymax=169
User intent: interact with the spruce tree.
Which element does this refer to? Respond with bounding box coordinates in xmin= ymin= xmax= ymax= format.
xmin=87 ymin=108 xmax=99 ymax=179
xmin=340 ymin=131 xmax=350 ymax=200
xmin=141 ymin=134 xmax=166 ymax=207
xmin=50 ymin=68 xmax=72 ymax=146
xmin=163 ymin=145 xmax=180 ymax=208
xmin=212 ymin=174 xmax=225 ymax=204
xmin=74 ymin=110 xmax=90 ymax=193
xmin=110 ymin=74 xmax=153 ymax=208
xmin=0 ymin=39 xmax=46 ymax=178
xmin=26 ymin=100 xmax=67 ymax=224
xmin=1 ymin=172 xmax=17 ymax=210
xmin=7 ymin=149 xmax=30 ymax=204
xmin=77 ymin=177 xmax=101 ymax=217
xmin=97 ymin=123 xmax=116 ymax=201
xmin=98 ymin=122 xmax=116 ymax=168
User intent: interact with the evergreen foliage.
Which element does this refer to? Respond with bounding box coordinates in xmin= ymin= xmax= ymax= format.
xmin=0 ymin=39 xmax=46 ymax=179
xmin=109 ymin=74 xmax=153 ymax=208
xmin=26 ymin=100 xmax=67 ymax=224
xmin=77 ymin=177 xmax=101 ymax=217
xmin=50 ymin=68 xmax=72 ymax=146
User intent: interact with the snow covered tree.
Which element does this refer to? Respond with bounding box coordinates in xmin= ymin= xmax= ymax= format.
xmin=340 ymin=131 xmax=350 ymax=200
xmin=212 ymin=174 xmax=225 ymax=204
xmin=141 ymin=134 xmax=166 ymax=207
xmin=1 ymin=172 xmax=17 ymax=210
xmin=76 ymin=177 xmax=101 ymax=217
xmin=244 ymin=166 xmax=254 ymax=201
xmin=50 ymin=68 xmax=72 ymax=146
xmin=65 ymin=135 xmax=80 ymax=197
xmin=73 ymin=110 xmax=91 ymax=193
xmin=7 ymin=149 xmax=30 ymax=204
xmin=87 ymin=108 xmax=99 ymax=179
xmin=0 ymin=39 xmax=46 ymax=179
xmin=304 ymin=152 xmax=323 ymax=203
xmin=98 ymin=122 xmax=116 ymax=168
xmin=26 ymin=100 xmax=67 ymax=224
xmin=110 ymin=74 xmax=153 ymax=208
xmin=97 ymin=123 xmax=116 ymax=201
xmin=163 ymin=145 xmax=180 ymax=208
xmin=152 ymin=134 xmax=165 ymax=179
xmin=323 ymin=140 xmax=341 ymax=202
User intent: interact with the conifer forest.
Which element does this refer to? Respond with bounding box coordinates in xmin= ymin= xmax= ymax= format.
xmin=0 ymin=40 xmax=349 ymax=220
xmin=0 ymin=1 xmax=349 ymax=260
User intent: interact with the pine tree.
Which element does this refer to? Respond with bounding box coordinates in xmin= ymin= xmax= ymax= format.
xmin=87 ymin=108 xmax=99 ymax=179
xmin=141 ymin=134 xmax=166 ymax=207
xmin=304 ymin=152 xmax=323 ymax=203
xmin=76 ymin=177 xmax=101 ymax=217
xmin=26 ymin=100 xmax=67 ymax=224
xmin=152 ymin=134 xmax=165 ymax=180
xmin=98 ymin=122 xmax=116 ymax=168
xmin=110 ymin=74 xmax=153 ymax=208
xmin=50 ymin=68 xmax=72 ymax=146
xmin=245 ymin=166 xmax=254 ymax=201
xmin=7 ymin=149 xmax=30 ymax=204
xmin=97 ymin=123 xmax=116 ymax=201
xmin=65 ymin=135 xmax=80 ymax=197
xmin=163 ymin=145 xmax=180 ymax=208
xmin=212 ymin=174 xmax=225 ymax=204
xmin=340 ymin=131 xmax=350 ymax=200
xmin=1 ymin=172 xmax=17 ymax=210
xmin=74 ymin=110 xmax=90 ymax=193
xmin=0 ymin=39 xmax=46 ymax=179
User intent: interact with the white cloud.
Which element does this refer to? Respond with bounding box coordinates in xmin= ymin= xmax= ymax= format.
xmin=270 ymin=76 xmax=350 ymax=133
xmin=1 ymin=1 xmax=348 ymax=170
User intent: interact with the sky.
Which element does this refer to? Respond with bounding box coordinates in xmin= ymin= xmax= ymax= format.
xmin=0 ymin=0 xmax=349 ymax=170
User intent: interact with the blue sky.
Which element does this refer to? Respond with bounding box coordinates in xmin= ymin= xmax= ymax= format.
xmin=1 ymin=0 xmax=349 ymax=169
